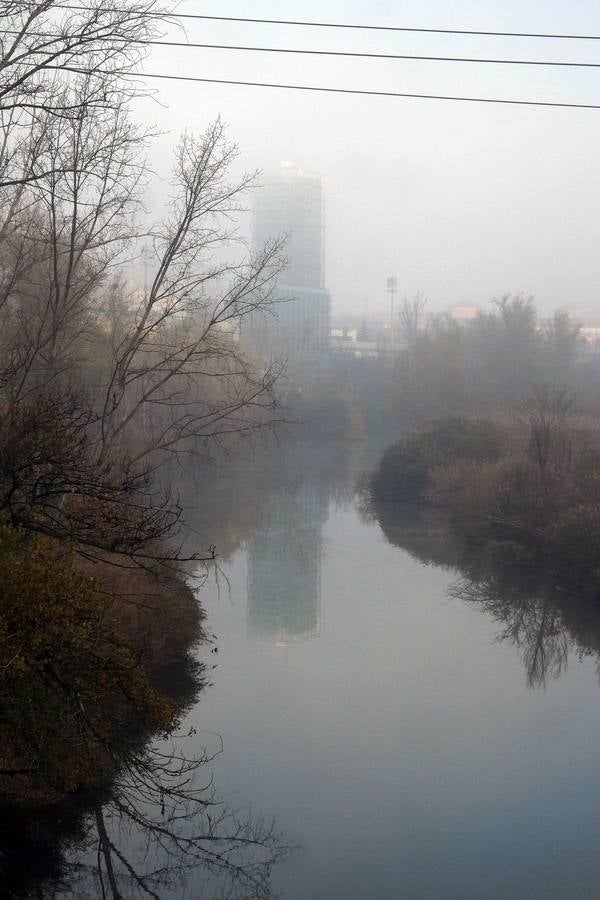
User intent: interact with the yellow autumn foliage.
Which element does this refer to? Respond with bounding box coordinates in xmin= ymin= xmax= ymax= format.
xmin=0 ymin=523 xmax=178 ymax=795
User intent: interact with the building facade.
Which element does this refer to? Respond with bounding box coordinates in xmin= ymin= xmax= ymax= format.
xmin=244 ymin=164 xmax=331 ymax=365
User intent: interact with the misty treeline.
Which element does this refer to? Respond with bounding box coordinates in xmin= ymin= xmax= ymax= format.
xmin=0 ymin=0 xmax=285 ymax=561
xmin=0 ymin=4 xmax=290 ymax=896
xmin=363 ymin=294 xmax=600 ymax=616
xmin=321 ymin=295 xmax=592 ymax=442
xmin=366 ymin=381 xmax=600 ymax=690
xmin=390 ymin=294 xmax=589 ymax=423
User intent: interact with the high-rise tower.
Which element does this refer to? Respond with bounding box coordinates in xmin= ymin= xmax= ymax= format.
xmin=245 ymin=164 xmax=331 ymax=364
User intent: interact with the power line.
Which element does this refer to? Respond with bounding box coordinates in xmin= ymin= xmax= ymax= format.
xmin=14 ymin=31 xmax=600 ymax=70
xmin=167 ymin=15 xmax=600 ymax=42
xmin=121 ymin=70 xmax=600 ymax=110
xmin=54 ymin=8 xmax=600 ymax=41
xmin=144 ymin=42 xmax=600 ymax=69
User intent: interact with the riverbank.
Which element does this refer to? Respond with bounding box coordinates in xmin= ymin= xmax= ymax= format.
xmin=371 ymin=392 xmax=600 ymax=598
xmin=0 ymin=523 xmax=208 ymax=896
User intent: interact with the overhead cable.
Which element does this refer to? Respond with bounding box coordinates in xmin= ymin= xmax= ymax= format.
xmin=118 ymin=70 xmax=600 ymax=110
xmin=15 ymin=32 xmax=600 ymax=69
xmin=53 ymin=8 xmax=600 ymax=41
xmin=146 ymin=42 xmax=600 ymax=69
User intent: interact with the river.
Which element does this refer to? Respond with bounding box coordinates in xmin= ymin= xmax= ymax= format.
xmin=174 ymin=441 xmax=600 ymax=900
xmin=47 ymin=439 xmax=600 ymax=899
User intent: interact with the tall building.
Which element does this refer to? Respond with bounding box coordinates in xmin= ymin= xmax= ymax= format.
xmin=244 ymin=163 xmax=331 ymax=364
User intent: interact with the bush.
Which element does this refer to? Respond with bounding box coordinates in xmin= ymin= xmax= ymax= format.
xmin=0 ymin=525 xmax=197 ymax=796
xmin=372 ymin=404 xmax=600 ymax=603
xmin=372 ymin=417 xmax=505 ymax=503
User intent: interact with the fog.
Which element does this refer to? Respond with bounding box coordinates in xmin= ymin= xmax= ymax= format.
xmin=6 ymin=4 xmax=600 ymax=897
xmin=138 ymin=0 xmax=600 ymax=319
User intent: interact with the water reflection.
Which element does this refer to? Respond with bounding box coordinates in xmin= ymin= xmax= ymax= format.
xmin=1 ymin=633 xmax=290 ymax=900
xmin=370 ymin=498 xmax=600 ymax=690
xmin=30 ymin=441 xmax=600 ymax=900
xmin=450 ymin=576 xmax=570 ymax=689
xmin=20 ymin=435 xmax=600 ymax=899
xmin=8 ymin=732 xmax=290 ymax=900
xmin=3 ymin=439 xmax=365 ymax=900
xmin=247 ymin=483 xmax=328 ymax=644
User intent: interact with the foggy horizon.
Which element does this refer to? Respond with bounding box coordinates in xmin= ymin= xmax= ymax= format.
xmin=5 ymin=4 xmax=600 ymax=898
xmin=137 ymin=0 xmax=600 ymax=320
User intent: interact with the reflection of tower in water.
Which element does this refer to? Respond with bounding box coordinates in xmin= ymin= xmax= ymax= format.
xmin=247 ymin=483 xmax=329 ymax=644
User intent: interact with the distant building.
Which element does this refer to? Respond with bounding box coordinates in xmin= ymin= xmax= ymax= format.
xmin=243 ymin=164 xmax=331 ymax=366
xmin=329 ymin=327 xmax=380 ymax=359
xmin=580 ymin=326 xmax=600 ymax=351
xmin=449 ymin=305 xmax=481 ymax=323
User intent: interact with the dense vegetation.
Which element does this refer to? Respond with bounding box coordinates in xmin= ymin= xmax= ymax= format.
xmin=0 ymin=524 xmax=202 ymax=795
xmin=0 ymin=3 xmax=292 ymax=896
xmin=329 ymin=295 xmax=600 ymax=443
xmin=371 ymin=417 xmax=506 ymax=502
xmin=372 ymin=385 xmax=600 ymax=598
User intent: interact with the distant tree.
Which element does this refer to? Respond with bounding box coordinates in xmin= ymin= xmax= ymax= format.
xmin=392 ymin=315 xmax=467 ymax=422
xmin=470 ymin=295 xmax=541 ymax=400
xmin=397 ymin=291 xmax=428 ymax=345
xmin=514 ymin=383 xmax=575 ymax=477
xmin=542 ymin=310 xmax=581 ymax=381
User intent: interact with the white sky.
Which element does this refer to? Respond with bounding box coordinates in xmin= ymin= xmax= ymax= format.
xmin=136 ymin=1 xmax=600 ymax=320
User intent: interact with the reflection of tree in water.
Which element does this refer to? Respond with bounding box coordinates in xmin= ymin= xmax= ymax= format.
xmin=4 ymin=438 xmax=369 ymax=899
xmin=449 ymin=576 xmax=570 ymax=689
xmin=370 ymin=495 xmax=600 ymax=691
xmin=2 ymin=652 xmax=290 ymax=900
xmin=12 ymin=732 xmax=290 ymax=900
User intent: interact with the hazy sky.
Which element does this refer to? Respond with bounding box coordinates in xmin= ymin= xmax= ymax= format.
xmin=137 ymin=1 xmax=600 ymax=320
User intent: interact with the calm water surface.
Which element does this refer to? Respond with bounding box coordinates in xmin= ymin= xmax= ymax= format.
xmin=173 ymin=446 xmax=600 ymax=900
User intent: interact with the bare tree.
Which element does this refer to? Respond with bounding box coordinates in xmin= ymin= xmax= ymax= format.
xmin=96 ymin=119 xmax=285 ymax=467
xmin=0 ymin=0 xmax=167 ymax=185
xmin=0 ymin=6 xmax=286 ymax=567
xmin=2 ymin=78 xmax=149 ymax=399
xmin=514 ymin=383 xmax=575 ymax=476
xmin=397 ymin=291 xmax=427 ymax=345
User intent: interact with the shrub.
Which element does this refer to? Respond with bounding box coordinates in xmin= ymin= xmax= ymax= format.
xmin=372 ymin=417 xmax=505 ymax=503
xmin=0 ymin=525 xmax=187 ymax=795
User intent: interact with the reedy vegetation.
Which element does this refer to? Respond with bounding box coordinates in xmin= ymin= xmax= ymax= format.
xmin=372 ymin=387 xmax=600 ymax=598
